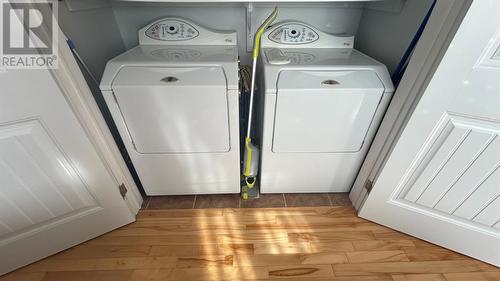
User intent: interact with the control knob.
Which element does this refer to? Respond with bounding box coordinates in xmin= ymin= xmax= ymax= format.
xmin=287 ymin=29 xmax=301 ymax=38
xmin=166 ymin=25 xmax=178 ymax=35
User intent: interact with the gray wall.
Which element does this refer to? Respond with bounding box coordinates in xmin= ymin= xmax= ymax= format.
xmin=111 ymin=3 xmax=364 ymax=64
xmin=58 ymin=2 xmax=126 ymax=79
xmin=58 ymin=1 xmax=431 ymax=77
xmin=355 ymin=0 xmax=434 ymax=75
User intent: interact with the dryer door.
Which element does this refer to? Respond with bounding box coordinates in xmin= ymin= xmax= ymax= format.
xmin=112 ymin=66 xmax=230 ymax=153
xmin=273 ymin=70 xmax=384 ymax=153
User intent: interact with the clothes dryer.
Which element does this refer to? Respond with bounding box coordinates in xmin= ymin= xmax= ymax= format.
xmin=258 ymin=21 xmax=394 ymax=193
xmin=100 ymin=18 xmax=240 ymax=195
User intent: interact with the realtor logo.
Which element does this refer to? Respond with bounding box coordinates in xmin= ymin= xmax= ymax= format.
xmin=1 ymin=0 xmax=58 ymax=69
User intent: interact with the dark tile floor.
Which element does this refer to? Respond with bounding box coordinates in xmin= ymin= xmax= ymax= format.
xmin=142 ymin=193 xmax=351 ymax=209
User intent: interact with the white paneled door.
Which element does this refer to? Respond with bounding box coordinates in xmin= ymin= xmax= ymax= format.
xmin=360 ymin=0 xmax=500 ymax=266
xmin=0 ymin=67 xmax=135 ymax=274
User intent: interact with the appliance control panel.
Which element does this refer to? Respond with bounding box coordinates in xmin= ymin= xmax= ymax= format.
xmin=145 ymin=19 xmax=199 ymax=41
xmin=139 ymin=17 xmax=237 ymax=46
xmin=268 ymin=23 xmax=319 ymax=45
xmin=262 ymin=21 xmax=354 ymax=49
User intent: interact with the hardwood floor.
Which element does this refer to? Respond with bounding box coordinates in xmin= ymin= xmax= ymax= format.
xmin=1 ymin=206 xmax=499 ymax=281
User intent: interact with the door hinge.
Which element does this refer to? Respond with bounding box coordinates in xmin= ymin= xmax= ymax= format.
xmin=118 ymin=183 xmax=128 ymax=199
xmin=364 ymin=179 xmax=373 ymax=194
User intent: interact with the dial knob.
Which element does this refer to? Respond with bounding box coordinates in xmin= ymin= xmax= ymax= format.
xmin=288 ymin=29 xmax=301 ymax=38
xmin=166 ymin=25 xmax=178 ymax=34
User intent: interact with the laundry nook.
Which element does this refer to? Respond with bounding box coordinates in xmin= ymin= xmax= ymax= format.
xmin=1 ymin=0 xmax=500 ymax=279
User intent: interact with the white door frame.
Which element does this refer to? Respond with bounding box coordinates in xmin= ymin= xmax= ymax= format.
xmin=49 ymin=13 xmax=143 ymax=215
xmin=350 ymin=0 xmax=473 ymax=210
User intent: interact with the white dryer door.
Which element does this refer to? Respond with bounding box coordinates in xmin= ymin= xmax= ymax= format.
xmin=273 ymin=70 xmax=384 ymax=153
xmin=112 ymin=66 xmax=230 ymax=153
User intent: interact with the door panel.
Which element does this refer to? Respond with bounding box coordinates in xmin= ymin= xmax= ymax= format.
xmin=273 ymin=70 xmax=384 ymax=153
xmin=0 ymin=119 xmax=97 ymax=236
xmin=392 ymin=113 xmax=500 ymax=229
xmin=360 ymin=0 xmax=500 ymax=266
xmin=0 ymin=67 xmax=135 ymax=274
xmin=112 ymin=66 xmax=230 ymax=154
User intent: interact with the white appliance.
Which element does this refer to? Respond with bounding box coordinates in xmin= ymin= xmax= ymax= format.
xmin=258 ymin=21 xmax=394 ymax=193
xmin=100 ymin=18 xmax=240 ymax=195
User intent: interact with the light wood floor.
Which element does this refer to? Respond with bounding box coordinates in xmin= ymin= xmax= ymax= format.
xmin=2 ymin=207 xmax=499 ymax=281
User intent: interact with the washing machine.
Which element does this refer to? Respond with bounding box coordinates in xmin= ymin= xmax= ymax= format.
xmin=258 ymin=21 xmax=394 ymax=193
xmin=100 ymin=18 xmax=240 ymax=195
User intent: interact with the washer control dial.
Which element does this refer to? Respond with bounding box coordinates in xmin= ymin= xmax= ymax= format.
xmin=288 ymin=29 xmax=301 ymax=38
xmin=269 ymin=23 xmax=319 ymax=45
xmin=165 ymin=25 xmax=178 ymax=35
xmin=145 ymin=19 xmax=199 ymax=41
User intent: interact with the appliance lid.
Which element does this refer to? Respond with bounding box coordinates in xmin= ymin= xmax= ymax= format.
xmin=100 ymin=45 xmax=238 ymax=91
xmin=277 ymin=70 xmax=384 ymax=92
xmin=112 ymin=66 xmax=227 ymax=88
